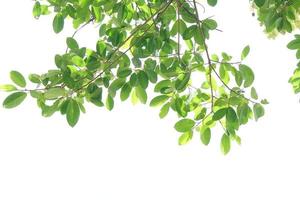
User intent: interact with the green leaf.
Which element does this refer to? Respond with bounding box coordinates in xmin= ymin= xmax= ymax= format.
xmin=178 ymin=131 xmax=193 ymax=145
xmin=10 ymin=71 xmax=26 ymax=88
xmin=253 ymin=103 xmax=264 ymax=121
xmin=117 ymin=68 xmax=132 ymax=78
xmin=66 ymin=99 xmax=80 ymax=127
xmin=226 ymin=107 xmax=239 ymax=129
xmin=135 ymin=86 xmax=147 ymax=104
xmin=287 ymin=38 xmax=300 ymax=50
xmin=53 ymin=14 xmax=64 ymax=33
xmin=67 ymin=37 xmax=79 ymax=50
xmin=207 ymin=0 xmax=218 ymax=6
xmin=0 ymin=84 xmax=17 ymax=92
xmin=220 ymin=134 xmax=231 ymax=155
xmin=175 ymin=72 xmax=190 ymax=92
xmin=137 ymin=70 xmax=149 ymax=89
xmin=150 ymin=95 xmax=169 ymax=107
xmin=106 ymin=95 xmax=114 ymax=111
xmin=239 ymin=64 xmax=254 ymax=88
xmin=200 ymin=128 xmax=211 ymax=146
xmin=159 ymin=103 xmax=170 ymax=119
xmin=254 ymin=0 xmax=265 ymax=7
xmin=44 ymin=88 xmax=66 ymax=99
xmin=72 ymin=56 xmax=85 ymax=67
xmin=28 ymin=74 xmax=41 ymax=84
xmin=251 ymin=87 xmax=258 ymax=100
xmin=33 ymin=1 xmax=41 ymax=18
xmin=174 ymin=118 xmax=195 ymax=132
xmin=120 ymin=83 xmax=132 ymax=101
xmin=212 ymin=108 xmax=227 ymax=121
xmin=3 ymin=92 xmax=27 ymax=109
xmin=203 ymin=19 xmax=218 ymax=30
xmin=241 ymin=45 xmax=250 ymax=60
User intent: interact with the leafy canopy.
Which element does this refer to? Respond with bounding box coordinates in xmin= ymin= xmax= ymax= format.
xmin=4 ymin=0 xmax=293 ymax=155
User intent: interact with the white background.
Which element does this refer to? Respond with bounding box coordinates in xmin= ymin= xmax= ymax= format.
xmin=0 ymin=0 xmax=300 ymax=199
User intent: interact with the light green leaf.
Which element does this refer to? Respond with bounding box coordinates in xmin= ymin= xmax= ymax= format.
xmin=251 ymin=87 xmax=258 ymax=100
xmin=10 ymin=71 xmax=26 ymax=88
xmin=150 ymin=95 xmax=169 ymax=107
xmin=120 ymin=83 xmax=132 ymax=101
xmin=33 ymin=1 xmax=41 ymax=18
xmin=106 ymin=95 xmax=114 ymax=111
xmin=253 ymin=103 xmax=264 ymax=121
xmin=0 ymin=84 xmax=17 ymax=92
xmin=135 ymin=86 xmax=147 ymax=104
xmin=241 ymin=45 xmax=250 ymax=60
xmin=178 ymin=131 xmax=193 ymax=145
xmin=220 ymin=134 xmax=231 ymax=155
xmin=44 ymin=88 xmax=66 ymax=99
xmin=159 ymin=103 xmax=170 ymax=119
xmin=239 ymin=64 xmax=254 ymax=87
xmin=200 ymin=128 xmax=211 ymax=145
xmin=174 ymin=118 xmax=195 ymax=132
xmin=28 ymin=74 xmax=41 ymax=84
xmin=72 ymin=56 xmax=85 ymax=67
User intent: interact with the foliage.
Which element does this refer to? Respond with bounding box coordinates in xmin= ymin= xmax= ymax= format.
xmin=0 ymin=0 xmax=275 ymax=154
xmin=251 ymin=0 xmax=300 ymax=94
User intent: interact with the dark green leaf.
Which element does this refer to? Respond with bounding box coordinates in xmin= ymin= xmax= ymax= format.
xmin=53 ymin=14 xmax=64 ymax=33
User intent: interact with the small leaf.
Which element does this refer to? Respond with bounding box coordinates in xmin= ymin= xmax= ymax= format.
xmin=120 ymin=83 xmax=132 ymax=101
xmin=200 ymin=128 xmax=211 ymax=145
xmin=287 ymin=38 xmax=300 ymax=50
xmin=28 ymin=74 xmax=41 ymax=84
xmin=67 ymin=37 xmax=79 ymax=50
xmin=174 ymin=118 xmax=195 ymax=132
xmin=239 ymin=64 xmax=254 ymax=88
xmin=137 ymin=70 xmax=149 ymax=89
xmin=150 ymin=95 xmax=169 ymax=107
xmin=66 ymin=99 xmax=80 ymax=127
xmin=212 ymin=108 xmax=227 ymax=121
xmin=72 ymin=56 xmax=85 ymax=67
xmin=33 ymin=1 xmax=41 ymax=18
xmin=0 ymin=84 xmax=17 ymax=92
xmin=241 ymin=45 xmax=250 ymax=60
xmin=175 ymin=72 xmax=190 ymax=91
xmin=253 ymin=103 xmax=264 ymax=121
xmin=10 ymin=71 xmax=26 ymax=88
xmin=53 ymin=14 xmax=64 ymax=33
xmin=251 ymin=87 xmax=258 ymax=100
xmin=254 ymin=0 xmax=266 ymax=7
xmin=159 ymin=103 xmax=170 ymax=119
xmin=207 ymin=0 xmax=217 ymax=6
xmin=178 ymin=131 xmax=193 ymax=145
xmin=135 ymin=86 xmax=147 ymax=104
xmin=220 ymin=134 xmax=231 ymax=155
xmin=44 ymin=88 xmax=66 ymax=99
xmin=3 ymin=92 xmax=27 ymax=109
xmin=106 ymin=95 xmax=114 ymax=111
